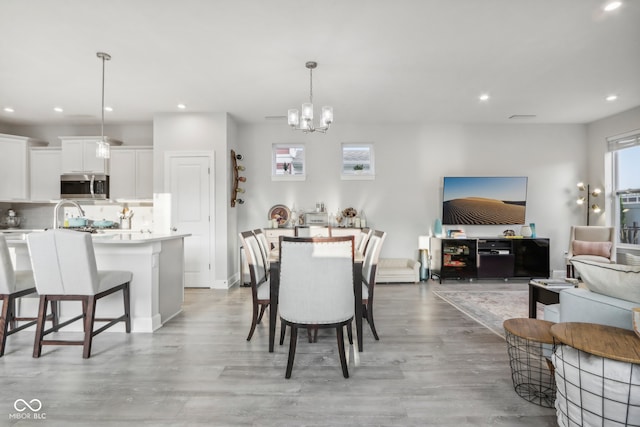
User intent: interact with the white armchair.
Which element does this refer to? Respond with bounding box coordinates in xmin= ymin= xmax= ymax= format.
xmin=566 ymin=226 xmax=616 ymax=278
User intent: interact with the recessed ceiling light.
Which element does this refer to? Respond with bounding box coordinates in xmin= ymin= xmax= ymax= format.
xmin=104 ymin=106 xmax=113 ymax=112
xmin=54 ymin=107 xmax=64 ymax=113
xmin=177 ymin=103 xmax=187 ymax=110
xmin=603 ymin=1 xmax=622 ymax=12
xmin=606 ymin=94 xmax=618 ymax=101
xmin=479 ymin=94 xmax=490 ymax=102
xmin=4 ymin=107 xmax=15 ymax=113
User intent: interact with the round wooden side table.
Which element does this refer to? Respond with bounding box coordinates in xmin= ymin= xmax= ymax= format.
xmin=503 ymin=318 xmax=556 ymax=407
xmin=551 ymin=322 xmax=640 ymax=426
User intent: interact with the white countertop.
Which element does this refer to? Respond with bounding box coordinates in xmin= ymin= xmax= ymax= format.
xmin=2 ymin=229 xmax=190 ymax=244
xmin=91 ymin=231 xmax=191 ymax=243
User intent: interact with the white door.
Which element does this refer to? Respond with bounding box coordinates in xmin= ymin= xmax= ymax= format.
xmin=167 ymin=154 xmax=212 ymax=288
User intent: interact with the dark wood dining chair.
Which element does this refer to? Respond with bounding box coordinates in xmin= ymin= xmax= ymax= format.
xmin=239 ymin=231 xmax=270 ymax=341
xmin=278 ymin=235 xmax=355 ymax=378
xmin=361 ymin=230 xmax=386 ymax=340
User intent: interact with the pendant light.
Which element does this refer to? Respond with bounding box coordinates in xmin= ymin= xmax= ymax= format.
xmin=96 ymin=52 xmax=111 ymax=158
xmin=288 ymin=61 xmax=333 ymax=133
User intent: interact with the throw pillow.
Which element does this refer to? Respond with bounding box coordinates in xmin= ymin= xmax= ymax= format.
xmin=572 ymin=259 xmax=640 ymax=303
xmin=572 ymin=240 xmax=612 ymax=258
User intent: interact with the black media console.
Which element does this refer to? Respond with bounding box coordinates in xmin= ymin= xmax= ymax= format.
xmin=430 ymin=237 xmax=550 ymax=283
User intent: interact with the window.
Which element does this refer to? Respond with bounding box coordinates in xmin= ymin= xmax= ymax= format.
xmin=609 ymin=130 xmax=640 ymax=246
xmin=341 ymin=143 xmax=375 ymax=180
xmin=272 ymin=144 xmax=305 ymax=181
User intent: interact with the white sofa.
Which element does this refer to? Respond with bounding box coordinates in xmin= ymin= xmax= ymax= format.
xmin=544 ymin=258 xmax=640 ymax=330
xmin=376 ymin=258 xmax=420 ymax=283
xmin=544 ymin=288 xmax=636 ymax=330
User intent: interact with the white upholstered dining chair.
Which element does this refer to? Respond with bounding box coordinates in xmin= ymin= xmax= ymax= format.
xmin=252 ymin=228 xmax=271 ymax=275
xmin=278 ymin=236 xmax=355 ymax=378
xmin=27 ymin=229 xmax=132 ymax=358
xmin=361 ymin=230 xmax=386 ymax=340
xmin=0 ymin=235 xmax=41 ymax=356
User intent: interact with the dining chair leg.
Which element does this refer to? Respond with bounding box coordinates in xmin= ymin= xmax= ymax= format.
xmin=32 ymin=296 xmax=48 ymax=358
xmin=81 ymin=299 xmax=88 ymax=333
xmin=50 ymin=300 xmax=60 ymax=331
xmin=8 ymin=296 xmax=17 ymax=330
xmin=285 ymin=325 xmax=298 ymax=379
xmin=279 ymin=320 xmax=286 ymax=345
xmin=307 ymin=326 xmax=318 ymax=343
xmin=366 ymin=303 xmax=380 ymax=340
xmin=346 ymin=320 xmax=353 ymax=345
xmin=257 ymin=303 xmax=267 ymax=324
xmin=123 ymin=283 xmax=131 ymax=333
xmin=337 ymin=325 xmax=349 ymax=378
xmin=246 ymin=303 xmax=259 ymax=341
xmin=0 ymin=295 xmax=12 ymax=356
xmin=82 ymin=296 xmax=97 ymax=359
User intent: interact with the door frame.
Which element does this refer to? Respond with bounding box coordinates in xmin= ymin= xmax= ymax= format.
xmin=164 ymin=150 xmax=215 ymax=288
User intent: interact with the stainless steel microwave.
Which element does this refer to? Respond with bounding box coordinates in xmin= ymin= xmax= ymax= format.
xmin=60 ymin=174 xmax=110 ymax=199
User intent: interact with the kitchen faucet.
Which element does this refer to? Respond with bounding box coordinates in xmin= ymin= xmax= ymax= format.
xmin=53 ymin=200 xmax=85 ymax=229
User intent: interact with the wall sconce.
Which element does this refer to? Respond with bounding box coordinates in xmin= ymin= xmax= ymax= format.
xmin=576 ymin=182 xmax=601 ymax=225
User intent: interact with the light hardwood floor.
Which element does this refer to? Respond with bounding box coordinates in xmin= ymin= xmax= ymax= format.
xmin=1 ymin=281 xmax=556 ymax=426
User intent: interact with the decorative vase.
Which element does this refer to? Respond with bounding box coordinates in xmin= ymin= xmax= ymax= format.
xmin=529 ymin=223 xmax=536 ymax=238
xmin=520 ymin=225 xmax=532 ymax=237
xmin=434 ymin=219 xmax=443 ymax=237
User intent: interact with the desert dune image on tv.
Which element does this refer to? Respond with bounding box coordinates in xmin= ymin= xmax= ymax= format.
xmin=442 ymin=177 xmax=527 ymax=225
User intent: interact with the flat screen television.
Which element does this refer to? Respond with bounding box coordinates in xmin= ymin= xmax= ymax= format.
xmin=442 ymin=176 xmax=528 ymax=225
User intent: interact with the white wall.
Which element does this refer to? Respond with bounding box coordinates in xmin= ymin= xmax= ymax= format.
xmin=153 ymin=112 xmax=232 ymax=288
xmin=237 ymin=122 xmax=588 ymax=274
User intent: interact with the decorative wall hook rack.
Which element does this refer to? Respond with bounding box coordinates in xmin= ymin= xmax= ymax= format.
xmin=231 ymin=150 xmax=246 ymax=207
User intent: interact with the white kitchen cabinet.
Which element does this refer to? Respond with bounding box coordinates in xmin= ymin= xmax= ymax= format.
xmin=110 ymin=147 xmax=153 ymax=200
xmin=30 ymin=147 xmax=62 ymax=201
xmin=59 ymin=136 xmax=122 ymax=174
xmin=0 ymin=134 xmax=48 ymax=201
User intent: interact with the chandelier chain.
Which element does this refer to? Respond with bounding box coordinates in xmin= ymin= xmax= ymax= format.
xmin=309 ymin=67 xmax=313 ymax=104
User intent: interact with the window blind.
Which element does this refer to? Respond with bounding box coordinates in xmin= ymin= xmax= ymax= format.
xmin=607 ymin=129 xmax=640 ymax=152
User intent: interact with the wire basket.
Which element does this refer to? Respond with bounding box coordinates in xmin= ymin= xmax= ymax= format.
xmin=505 ymin=328 xmax=556 ymax=407
xmin=553 ymin=344 xmax=640 ymax=427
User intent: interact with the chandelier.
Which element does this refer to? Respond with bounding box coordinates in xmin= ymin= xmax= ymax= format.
xmin=96 ymin=52 xmax=111 ymax=158
xmin=287 ymin=61 xmax=333 ymax=133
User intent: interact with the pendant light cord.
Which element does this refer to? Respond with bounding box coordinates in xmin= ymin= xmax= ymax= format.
xmin=101 ymin=54 xmax=105 ymax=141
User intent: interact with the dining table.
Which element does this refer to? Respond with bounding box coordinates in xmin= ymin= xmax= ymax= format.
xmin=268 ymin=243 xmax=365 ymax=353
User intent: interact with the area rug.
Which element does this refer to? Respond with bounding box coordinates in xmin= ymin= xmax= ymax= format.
xmin=432 ymin=287 xmax=533 ymax=338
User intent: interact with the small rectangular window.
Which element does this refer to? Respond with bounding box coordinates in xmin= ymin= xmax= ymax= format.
xmin=272 ymin=143 xmax=305 ymax=181
xmin=341 ymin=143 xmax=375 ymax=180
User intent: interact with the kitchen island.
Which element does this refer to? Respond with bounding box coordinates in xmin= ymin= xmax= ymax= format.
xmin=6 ymin=231 xmax=190 ymax=333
